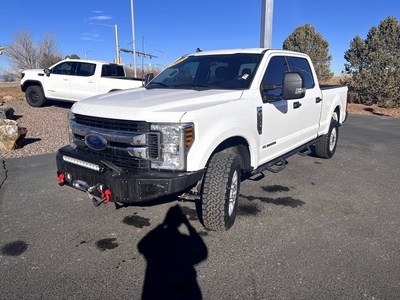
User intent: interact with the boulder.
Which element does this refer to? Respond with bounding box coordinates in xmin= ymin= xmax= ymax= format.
xmin=0 ymin=119 xmax=27 ymax=151
xmin=0 ymin=107 xmax=14 ymax=120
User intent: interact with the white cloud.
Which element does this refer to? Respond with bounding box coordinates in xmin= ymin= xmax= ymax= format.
xmin=82 ymin=32 xmax=103 ymax=42
xmin=89 ymin=16 xmax=113 ymax=20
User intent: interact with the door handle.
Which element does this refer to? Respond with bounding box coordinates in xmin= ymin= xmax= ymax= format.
xmin=316 ymin=97 xmax=322 ymax=103
xmin=293 ymin=101 xmax=302 ymax=109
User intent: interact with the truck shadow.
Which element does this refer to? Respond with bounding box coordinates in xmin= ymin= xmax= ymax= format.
xmin=137 ymin=204 xmax=208 ymax=300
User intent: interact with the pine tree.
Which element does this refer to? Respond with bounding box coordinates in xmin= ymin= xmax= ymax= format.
xmin=344 ymin=16 xmax=400 ymax=108
xmin=283 ymin=24 xmax=333 ymax=83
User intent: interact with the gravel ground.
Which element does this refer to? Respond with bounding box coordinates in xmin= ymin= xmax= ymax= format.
xmin=0 ymin=99 xmax=71 ymax=159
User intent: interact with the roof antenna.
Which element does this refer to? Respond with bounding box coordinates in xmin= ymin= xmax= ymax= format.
xmin=196 ymin=47 xmax=202 ymax=53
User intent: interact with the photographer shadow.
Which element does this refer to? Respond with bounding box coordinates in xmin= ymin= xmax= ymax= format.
xmin=138 ymin=204 xmax=208 ymax=300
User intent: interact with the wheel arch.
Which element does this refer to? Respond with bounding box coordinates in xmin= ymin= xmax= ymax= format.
xmin=209 ymin=136 xmax=252 ymax=172
xmin=21 ymin=80 xmax=43 ymax=92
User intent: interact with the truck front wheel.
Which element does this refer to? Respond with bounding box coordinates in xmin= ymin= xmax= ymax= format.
xmin=25 ymin=86 xmax=46 ymax=107
xmin=315 ymin=117 xmax=339 ymax=159
xmin=201 ymin=153 xmax=241 ymax=231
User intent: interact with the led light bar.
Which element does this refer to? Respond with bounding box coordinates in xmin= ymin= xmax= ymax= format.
xmin=62 ymin=155 xmax=101 ymax=172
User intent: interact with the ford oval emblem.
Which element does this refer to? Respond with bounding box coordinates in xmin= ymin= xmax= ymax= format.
xmin=85 ymin=133 xmax=107 ymax=151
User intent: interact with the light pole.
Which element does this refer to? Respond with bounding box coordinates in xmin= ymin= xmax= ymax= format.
xmin=84 ymin=50 xmax=92 ymax=60
xmin=130 ymin=0 xmax=137 ymax=77
xmin=89 ymin=23 xmax=120 ymax=64
xmin=154 ymin=49 xmax=166 ymax=69
xmin=260 ymin=0 xmax=274 ymax=48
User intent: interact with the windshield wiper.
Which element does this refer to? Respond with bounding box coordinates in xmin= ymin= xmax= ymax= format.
xmin=145 ymin=82 xmax=171 ymax=89
xmin=172 ymin=83 xmax=213 ymax=90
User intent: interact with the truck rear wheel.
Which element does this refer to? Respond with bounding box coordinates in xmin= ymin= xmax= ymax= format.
xmin=315 ymin=117 xmax=339 ymax=159
xmin=201 ymin=152 xmax=241 ymax=231
xmin=25 ymin=86 xmax=46 ymax=107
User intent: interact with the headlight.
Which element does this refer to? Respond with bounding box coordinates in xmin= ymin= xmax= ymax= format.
xmin=67 ymin=110 xmax=77 ymax=149
xmin=150 ymin=123 xmax=194 ymax=170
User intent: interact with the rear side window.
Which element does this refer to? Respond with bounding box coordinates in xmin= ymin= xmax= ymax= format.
xmin=76 ymin=63 xmax=96 ymax=77
xmin=289 ymin=57 xmax=315 ymax=89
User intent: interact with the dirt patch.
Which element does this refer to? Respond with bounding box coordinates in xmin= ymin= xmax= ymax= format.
xmin=0 ymin=84 xmax=24 ymax=101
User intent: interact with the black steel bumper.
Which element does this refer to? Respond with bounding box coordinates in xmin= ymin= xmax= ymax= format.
xmin=56 ymin=146 xmax=204 ymax=203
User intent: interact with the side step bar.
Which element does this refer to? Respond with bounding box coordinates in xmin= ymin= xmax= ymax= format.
xmin=251 ymin=137 xmax=320 ymax=175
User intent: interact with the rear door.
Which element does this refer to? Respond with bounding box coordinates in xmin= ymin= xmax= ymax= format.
xmin=70 ymin=62 xmax=97 ymax=100
xmin=289 ymin=56 xmax=322 ymax=145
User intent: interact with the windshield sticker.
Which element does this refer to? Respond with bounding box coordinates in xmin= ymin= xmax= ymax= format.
xmin=169 ymin=56 xmax=188 ymax=67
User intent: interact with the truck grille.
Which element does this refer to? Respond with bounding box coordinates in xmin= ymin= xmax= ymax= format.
xmin=73 ymin=114 xmax=159 ymax=170
xmin=75 ymin=114 xmax=149 ymax=132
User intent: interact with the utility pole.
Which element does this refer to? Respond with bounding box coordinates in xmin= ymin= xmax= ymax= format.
xmin=260 ymin=0 xmax=274 ymax=48
xmin=130 ymin=0 xmax=137 ymax=77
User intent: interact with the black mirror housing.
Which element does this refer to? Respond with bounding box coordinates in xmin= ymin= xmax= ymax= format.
xmin=44 ymin=68 xmax=51 ymax=77
xmin=144 ymin=73 xmax=155 ymax=86
xmin=282 ymin=72 xmax=306 ymax=100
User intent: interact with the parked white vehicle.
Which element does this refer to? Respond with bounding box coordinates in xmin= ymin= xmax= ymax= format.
xmin=56 ymin=48 xmax=348 ymax=231
xmin=20 ymin=59 xmax=144 ymax=107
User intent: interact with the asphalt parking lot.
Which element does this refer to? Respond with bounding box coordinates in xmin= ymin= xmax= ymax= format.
xmin=1 ymin=114 xmax=400 ymax=299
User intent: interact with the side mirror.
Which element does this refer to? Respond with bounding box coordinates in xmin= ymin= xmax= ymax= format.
xmin=144 ymin=73 xmax=155 ymax=86
xmin=282 ymin=72 xmax=306 ymax=100
xmin=44 ymin=68 xmax=51 ymax=77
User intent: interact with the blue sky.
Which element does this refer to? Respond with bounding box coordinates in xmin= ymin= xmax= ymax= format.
xmin=1 ymin=0 xmax=399 ymax=76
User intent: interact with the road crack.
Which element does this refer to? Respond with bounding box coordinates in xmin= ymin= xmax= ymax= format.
xmin=0 ymin=160 xmax=8 ymax=190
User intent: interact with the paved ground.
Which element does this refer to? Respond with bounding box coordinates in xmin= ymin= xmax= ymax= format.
xmin=1 ymin=114 xmax=399 ymax=299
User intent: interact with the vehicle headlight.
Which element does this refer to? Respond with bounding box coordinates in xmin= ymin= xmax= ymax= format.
xmin=67 ymin=110 xmax=77 ymax=149
xmin=150 ymin=123 xmax=194 ymax=170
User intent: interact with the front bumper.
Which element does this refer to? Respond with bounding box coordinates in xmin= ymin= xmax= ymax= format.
xmin=56 ymin=146 xmax=204 ymax=203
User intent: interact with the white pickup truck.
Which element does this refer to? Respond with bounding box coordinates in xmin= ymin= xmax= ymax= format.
xmin=56 ymin=48 xmax=348 ymax=231
xmin=20 ymin=59 xmax=144 ymax=107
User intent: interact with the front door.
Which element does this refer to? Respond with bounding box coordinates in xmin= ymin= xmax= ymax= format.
xmin=44 ymin=61 xmax=75 ymax=100
xmin=258 ymin=55 xmax=300 ymax=165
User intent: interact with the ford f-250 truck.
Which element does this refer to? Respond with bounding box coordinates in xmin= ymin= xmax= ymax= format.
xmin=56 ymin=48 xmax=348 ymax=231
xmin=21 ymin=59 xmax=144 ymax=107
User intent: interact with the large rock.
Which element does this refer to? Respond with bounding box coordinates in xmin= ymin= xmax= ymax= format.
xmin=0 ymin=119 xmax=27 ymax=151
xmin=0 ymin=107 xmax=14 ymax=120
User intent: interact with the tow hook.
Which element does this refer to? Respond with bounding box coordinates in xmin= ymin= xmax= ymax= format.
xmin=57 ymin=173 xmax=65 ymax=186
xmin=71 ymin=180 xmax=112 ymax=207
xmin=87 ymin=186 xmax=112 ymax=207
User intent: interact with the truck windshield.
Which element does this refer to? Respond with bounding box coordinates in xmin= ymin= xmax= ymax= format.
xmin=146 ymin=53 xmax=263 ymax=90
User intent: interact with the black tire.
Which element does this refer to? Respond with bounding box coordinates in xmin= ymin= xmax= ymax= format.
xmin=315 ymin=118 xmax=339 ymax=159
xmin=201 ymin=153 xmax=241 ymax=231
xmin=25 ymin=85 xmax=46 ymax=107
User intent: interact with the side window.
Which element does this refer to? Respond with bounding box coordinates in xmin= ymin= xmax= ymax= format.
xmin=261 ymin=56 xmax=290 ymax=97
xmin=76 ymin=63 xmax=96 ymax=77
xmin=52 ymin=62 xmax=74 ymax=75
xmin=289 ymin=57 xmax=315 ymax=89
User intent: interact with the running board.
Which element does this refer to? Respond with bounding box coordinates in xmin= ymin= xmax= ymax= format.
xmin=266 ymin=159 xmax=288 ymax=173
xmin=250 ymin=137 xmax=320 ymax=176
xmin=298 ymin=146 xmax=311 ymax=156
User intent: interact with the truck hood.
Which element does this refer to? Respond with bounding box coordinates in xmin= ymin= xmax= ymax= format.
xmin=71 ymin=88 xmax=244 ymax=122
xmin=22 ymin=68 xmax=45 ymax=74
